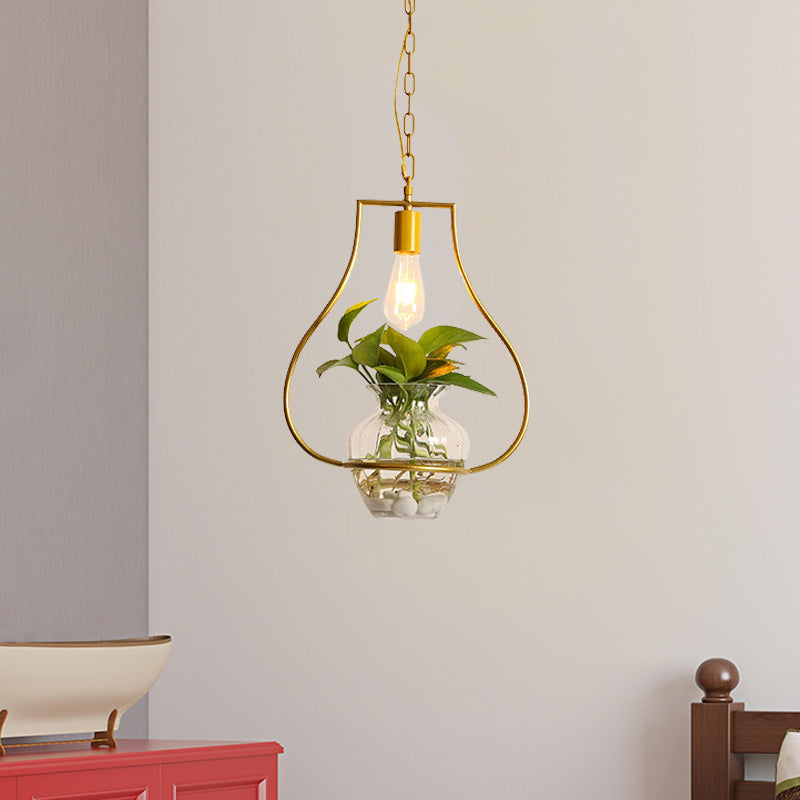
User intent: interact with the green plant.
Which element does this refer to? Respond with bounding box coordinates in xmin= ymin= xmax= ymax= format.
xmin=317 ymin=299 xmax=494 ymax=504
xmin=316 ymin=298 xmax=495 ymax=397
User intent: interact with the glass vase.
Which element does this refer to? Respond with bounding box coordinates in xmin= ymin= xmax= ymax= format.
xmin=347 ymin=383 xmax=469 ymax=519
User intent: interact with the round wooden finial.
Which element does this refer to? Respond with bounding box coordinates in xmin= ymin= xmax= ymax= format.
xmin=695 ymin=658 xmax=740 ymax=703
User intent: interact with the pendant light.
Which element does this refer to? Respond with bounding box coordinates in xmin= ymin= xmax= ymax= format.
xmin=284 ymin=0 xmax=529 ymax=519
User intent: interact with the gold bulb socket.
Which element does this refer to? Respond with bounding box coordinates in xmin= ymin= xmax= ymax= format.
xmin=393 ymin=209 xmax=421 ymax=255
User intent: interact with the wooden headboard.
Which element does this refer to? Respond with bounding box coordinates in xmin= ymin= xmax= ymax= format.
xmin=692 ymin=658 xmax=800 ymax=800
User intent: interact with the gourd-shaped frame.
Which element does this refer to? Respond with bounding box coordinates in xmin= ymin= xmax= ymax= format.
xmin=284 ymin=199 xmax=530 ymax=475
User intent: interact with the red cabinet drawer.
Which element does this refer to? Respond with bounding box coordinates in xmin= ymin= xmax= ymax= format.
xmin=18 ymin=765 xmax=159 ymax=800
xmin=0 ymin=777 xmax=14 ymax=800
xmin=161 ymin=755 xmax=277 ymax=800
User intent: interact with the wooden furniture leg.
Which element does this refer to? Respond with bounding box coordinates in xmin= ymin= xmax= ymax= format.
xmin=692 ymin=658 xmax=743 ymax=800
xmin=91 ymin=710 xmax=119 ymax=749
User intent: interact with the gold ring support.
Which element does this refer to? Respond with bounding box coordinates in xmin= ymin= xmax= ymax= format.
xmin=283 ymin=199 xmax=530 ymax=475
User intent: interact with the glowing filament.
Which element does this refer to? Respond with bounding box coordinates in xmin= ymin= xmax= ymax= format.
xmin=383 ymin=252 xmax=425 ymax=331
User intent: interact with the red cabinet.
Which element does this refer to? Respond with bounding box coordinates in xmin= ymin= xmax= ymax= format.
xmin=0 ymin=740 xmax=282 ymax=800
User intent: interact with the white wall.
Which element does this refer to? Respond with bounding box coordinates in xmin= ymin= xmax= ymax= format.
xmin=149 ymin=1 xmax=800 ymax=797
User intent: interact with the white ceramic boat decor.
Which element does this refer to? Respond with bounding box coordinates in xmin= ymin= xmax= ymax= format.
xmin=0 ymin=635 xmax=171 ymax=755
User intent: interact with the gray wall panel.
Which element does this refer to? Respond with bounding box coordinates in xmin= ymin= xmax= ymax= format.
xmin=0 ymin=1 xmax=148 ymax=737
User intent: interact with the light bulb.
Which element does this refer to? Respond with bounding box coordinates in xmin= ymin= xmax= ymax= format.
xmin=383 ymin=252 xmax=425 ymax=330
xmin=385 ymin=207 xmax=424 ymax=330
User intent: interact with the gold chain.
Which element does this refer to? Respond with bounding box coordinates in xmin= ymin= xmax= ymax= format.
xmin=395 ymin=0 xmax=416 ymax=201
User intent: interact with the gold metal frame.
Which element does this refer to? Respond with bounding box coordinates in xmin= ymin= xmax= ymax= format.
xmin=284 ymin=199 xmax=529 ymax=475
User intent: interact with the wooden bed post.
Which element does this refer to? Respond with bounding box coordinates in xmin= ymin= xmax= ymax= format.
xmin=692 ymin=658 xmax=744 ymax=800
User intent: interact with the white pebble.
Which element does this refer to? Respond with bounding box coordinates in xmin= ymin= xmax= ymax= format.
xmin=382 ymin=491 xmax=400 ymax=502
xmin=365 ymin=496 xmax=395 ymax=513
xmin=416 ymin=493 xmax=447 ymax=516
xmin=392 ymin=495 xmax=418 ymax=517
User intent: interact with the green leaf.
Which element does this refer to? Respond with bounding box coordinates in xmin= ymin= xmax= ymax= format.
xmin=351 ymin=325 xmax=385 ymax=367
xmin=337 ymin=298 xmax=378 ymax=343
xmin=377 ymin=347 xmax=398 ymax=368
xmin=417 ymin=326 xmax=485 ymax=355
xmin=385 ymin=327 xmax=427 ymax=379
xmin=316 ymin=355 xmax=359 ymax=377
xmin=375 ymin=365 xmax=407 ymax=384
xmin=430 ymin=372 xmax=496 ymax=396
